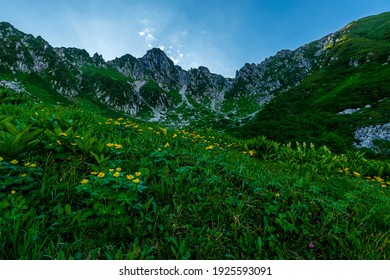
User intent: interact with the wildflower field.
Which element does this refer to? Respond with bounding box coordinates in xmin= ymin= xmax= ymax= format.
xmin=0 ymin=88 xmax=389 ymax=259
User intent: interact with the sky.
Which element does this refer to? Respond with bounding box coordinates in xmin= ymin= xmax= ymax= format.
xmin=1 ymin=0 xmax=390 ymax=77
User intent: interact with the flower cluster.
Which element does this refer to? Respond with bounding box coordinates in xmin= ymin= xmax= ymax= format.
xmin=81 ymin=168 xmax=142 ymax=185
xmin=107 ymin=143 xmax=123 ymax=149
xmin=339 ymin=167 xmax=389 ymax=188
xmin=100 ymin=117 xmax=143 ymax=132
xmin=242 ymin=150 xmax=255 ymax=156
xmin=365 ymin=176 xmax=389 ymax=188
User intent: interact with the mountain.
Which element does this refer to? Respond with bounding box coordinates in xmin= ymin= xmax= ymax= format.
xmin=1 ymin=12 xmax=390 ymax=154
xmin=235 ymin=12 xmax=390 ymax=154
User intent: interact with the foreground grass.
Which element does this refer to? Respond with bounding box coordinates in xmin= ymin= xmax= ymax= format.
xmin=0 ymin=92 xmax=389 ymax=259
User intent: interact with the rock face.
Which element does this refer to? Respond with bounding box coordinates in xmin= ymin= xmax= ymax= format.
xmin=0 ymin=79 xmax=27 ymax=93
xmin=354 ymin=123 xmax=390 ymax=149
xmin=0 ymin=20 xmax=336 ymax=123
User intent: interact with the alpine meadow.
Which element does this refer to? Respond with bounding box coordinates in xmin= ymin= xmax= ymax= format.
xmin=0 ymin=11 xmax=389 ymax=260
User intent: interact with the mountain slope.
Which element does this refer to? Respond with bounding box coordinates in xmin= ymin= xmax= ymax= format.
xmin=235 ymin=12 xmax=390 ymax=154
xmin=1 ymin=12 xmax=390 ymax=154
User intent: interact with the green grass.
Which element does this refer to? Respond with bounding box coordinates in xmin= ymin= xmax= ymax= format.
xmin=81 ymin=65 xmax=134 ymax=83
xmin=235 ymin=12 xmax=390 ymax=154
xmin=0 ymin=90 xmax=389 ymax=260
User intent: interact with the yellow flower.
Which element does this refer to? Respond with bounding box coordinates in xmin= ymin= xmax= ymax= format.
xmin=91 ymin=171 xmax=98 ymax=175
xmin=164 ymin=142 xmax=170 ymax=148
xmin=133 ymin=178 xmax=140 ymax=184
xmin=126 ymin=174 xmax=134 ymax=180
xmin=97 ymin=172 xmax=105 ymax=178
xmin=114 ymin=144 xmax=123 ymax=149
xmin=249 ymin=150 xmax=254 ymax=156
xmin=160 ymin=128 xmax=167 ymax=134
xmin=105 ymin=122 xmax=111 ymax=125
xmin=109 ymin=168 xmax=114 ymax=172
xmin=11 ymin=190 xmax=16 ymax=194
xmin=157 ymin=148 xmax=162 ymax=152
xmin=113 ymin=171 xmax=120 ymax=177
xmin=205 ymin=145 xmax=213 ymax=150
xmin=56 ymin=140 xmax=62 ymax=145
xmin=10 ymin=159 xmax=18 ymax=165
xmin=29 ymin=163 xmax=37 ymax=168
xmin=21 ymin=174 xmax=27 ymax=177
xmin=107 ymin=143 xmax=114 ymax=147
xmin=116 ymin=167 xmax=122 ymax=172
xmin=338 ymin=169 xmax=343 ymax=173
xmin=118 ymin=117 xmax=124 ymax=121
xmin=58 ymin=132 xmax=67 ymax=137
xmin=135 ymin=172 xmax=141 ymax=177
xmin=0 ymin=156 xmax=4 ymax=162
xmin=353 ymin=171 xmax=361 ymax=177
xmin=173 ymin=134 xmax=177 ymax=138
xmin=275 ymin=193 xmax=281 ymax=197
xmin=81 ymin=179 xmax=89 ymax=184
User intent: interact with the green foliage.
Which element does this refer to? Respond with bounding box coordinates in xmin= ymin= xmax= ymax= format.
xmin=138 ymin=80 xmax=169 ymax=114
xmin=0 ymin=116 xmax=43 ymax=159
xmin=0 ymin=88 xmax=31 ymax=105
xmin=0 ymin=93 xmax=389 ymax=260
xmin=1 ymin=14 xmax=390 ymax=259
xmin=81 ymin=65 xmax=134 ymax=83
xmin=235 ymin=13 xmax=390 ymax=154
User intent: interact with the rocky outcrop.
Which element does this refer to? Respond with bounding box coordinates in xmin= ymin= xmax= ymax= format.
xmin=1 ymin=14 xmax=389 ymax=131
xmin=0 ymin=79 xmax=27 ymax=93
xmin=0 ymin=21 xmax=337 ymax=118
xmin=354 ymin=123 xmax=390 ymax=149
xmin=109 ymin=54 xmax=145 ymax=80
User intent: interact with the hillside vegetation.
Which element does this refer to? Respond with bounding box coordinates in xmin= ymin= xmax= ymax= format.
xmin=236 ymin=12 xmax=390 ymax=154
xmin=0 ymin=87 xmax=389 ymax=259
xmin=1 ymin=13 xmax=390 ymax=155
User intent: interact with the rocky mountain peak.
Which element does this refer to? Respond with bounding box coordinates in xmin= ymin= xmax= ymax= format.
xmin=139 ymin=48 xmax=181 ymax=87
xmin=0 ymin=22 xmax=26 ymax=41
xmin=1 ymin=12 xmax=389 ymax=135
xmin=141 ymin=48 xmax=175 ymax=72
xmin=92 ymin=53 xmax=105 ymax=67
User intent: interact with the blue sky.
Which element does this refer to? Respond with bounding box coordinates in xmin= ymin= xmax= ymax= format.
xmin=1 ymin=0 xmax=390 ymax=77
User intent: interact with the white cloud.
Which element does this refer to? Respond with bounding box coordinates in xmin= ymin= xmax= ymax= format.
xmin=145 ymin=33 xmax=155 ymax=47
xmin=138 ymin=27 xmax=151 ymax=37
xmin=138 ymin=28 xmax=157 ymax=47
xmin=163 ymin=46 xmax=184 ymax=65
xmin=138 ymin=25 xmax=186 ymax=65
